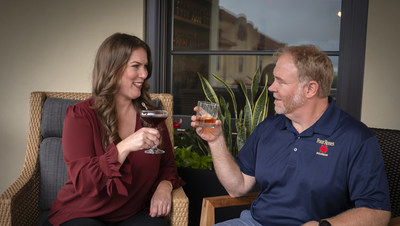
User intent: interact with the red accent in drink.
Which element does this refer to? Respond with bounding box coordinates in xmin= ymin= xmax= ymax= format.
xmin=196 ymin=117 xmax=216 ymax=126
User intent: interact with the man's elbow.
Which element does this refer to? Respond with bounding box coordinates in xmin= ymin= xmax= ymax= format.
xmin=227 ymin=190 xmax=247 ymax=198
xmin=381 ymin=210 xmax=392 ymax=225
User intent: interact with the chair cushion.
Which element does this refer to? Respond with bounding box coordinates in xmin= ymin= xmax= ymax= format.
xmin=39 ymin=137 xmax=67 ymax=211
xmin=39 ymin=98 xmax=80 ymax=211
xmin=41 ymin=98 xmax=81 ymax=138
xmin=37 ymin=210 xmax=50 ymax=226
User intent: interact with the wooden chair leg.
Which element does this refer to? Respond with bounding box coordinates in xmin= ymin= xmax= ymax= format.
xmin=200 ymin=198 xmax=216 ymax=226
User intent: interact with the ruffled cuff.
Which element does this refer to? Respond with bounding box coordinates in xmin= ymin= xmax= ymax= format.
xmin=168 ymin=176 xmax=186 ymax=189
xmin=157 ymin=172 xmax=185 ymax=190
xmin=99 ymin=143 xmax=132 ymax=197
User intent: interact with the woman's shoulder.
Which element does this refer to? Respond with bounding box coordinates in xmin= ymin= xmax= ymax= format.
xmin=66 ymin=97 xmax=95 ymax=117
xmin=74 ymin=97 xmax=94 ymax=108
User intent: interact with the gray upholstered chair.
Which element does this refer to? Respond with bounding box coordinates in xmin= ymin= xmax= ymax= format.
xmin=0 ymin=92 xmax=188 ymax=226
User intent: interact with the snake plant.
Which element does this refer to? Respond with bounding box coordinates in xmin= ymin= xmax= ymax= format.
xmin=198 ymin=68 xmax=269 ymax=157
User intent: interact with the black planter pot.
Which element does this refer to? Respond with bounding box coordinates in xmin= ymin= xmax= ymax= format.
xmin=178 ymin=167 xmax=251 ymax=226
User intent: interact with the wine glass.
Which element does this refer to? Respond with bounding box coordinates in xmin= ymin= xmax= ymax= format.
xmin=140 ymin=109 xmax=169 ymax=154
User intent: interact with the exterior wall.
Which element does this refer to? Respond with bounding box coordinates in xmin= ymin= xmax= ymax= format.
xmin=361 ymin=0 xmax=400 ymax=129
xmin=0 ymin=0 xmax=144 ymax=193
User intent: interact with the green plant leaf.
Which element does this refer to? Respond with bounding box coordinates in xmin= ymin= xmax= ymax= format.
xmin=251 ymin=68 xmax=261 ymax=107
xmin=211 ymin=73 xmax=238 ymax=118
xmin=200 ymin=155 xmax=213 ymax=170
xmin=198 ymin=73 xmax=219 ymax=105
xmin=220 ymin=97 xmax=233 ymax=154
xmin=252 ymin=82 xmax=269 ymax=130
xmin=236 ymin=120 xmax=247 ymax=152
xmin=239 ymin=81 xmax=252 ymax=138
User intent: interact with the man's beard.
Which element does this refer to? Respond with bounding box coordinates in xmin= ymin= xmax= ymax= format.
xmin=274 ymin=85 xmax=306 ymax=115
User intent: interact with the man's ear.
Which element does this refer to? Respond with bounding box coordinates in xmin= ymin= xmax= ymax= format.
xmin=304 ymin=81 xmax=319 ymax=98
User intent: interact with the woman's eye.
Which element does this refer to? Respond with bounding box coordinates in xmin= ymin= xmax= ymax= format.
xmin=132 ymin=65 xmax=139 ymax=68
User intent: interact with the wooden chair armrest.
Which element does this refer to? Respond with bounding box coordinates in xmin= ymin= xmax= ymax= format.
xmin=389 ymin=216 xmax=400 ymax=226
xmin=169 ymin=186 xmax=189 ymax=226
xmin=199 ymin=192 xmax=258 ymax=226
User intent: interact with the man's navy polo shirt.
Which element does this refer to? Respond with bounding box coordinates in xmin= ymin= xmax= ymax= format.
xmin=236 ymin=98 xmax=391 ymax=225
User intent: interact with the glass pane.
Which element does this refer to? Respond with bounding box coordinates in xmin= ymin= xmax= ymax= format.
xmin=172 ymin=54 xmax=339 ymax=115
xmin=330 ymin=56 xmax=338 ymax=97
xmin=173 ymin=0 xmax=341 ymax=51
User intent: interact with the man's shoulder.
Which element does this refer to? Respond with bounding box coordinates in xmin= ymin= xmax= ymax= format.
xmin=336 ymin=108 xmax=374 ymax=140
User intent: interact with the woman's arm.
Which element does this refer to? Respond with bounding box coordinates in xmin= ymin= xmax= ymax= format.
xmin=149 ymin=121 xmax=184 ymax=217
xmin=62 ymin=104 xmax=127 ymax=197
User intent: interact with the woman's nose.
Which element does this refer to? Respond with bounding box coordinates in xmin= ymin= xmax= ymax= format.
xmin=139 ymin=68 xmax=148 ymax=79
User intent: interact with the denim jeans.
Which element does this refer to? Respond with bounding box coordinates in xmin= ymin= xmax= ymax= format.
xmin=214 ymin=210 xmax=262 ymax=226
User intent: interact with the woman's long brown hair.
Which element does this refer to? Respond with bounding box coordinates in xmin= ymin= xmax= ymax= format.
xmin=92 ymin=33 xmax=153 ymax=149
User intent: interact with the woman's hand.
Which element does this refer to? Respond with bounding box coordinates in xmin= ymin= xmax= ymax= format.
xmin=124 ymin=127 xmax=160 ymax=151
xmin=190 ymin=106 xmax=223 ymax=143
xmin=149 ymin=180 xmax=172 ymax=217
xmin=116 ymin=127 xmax=160 ymax=164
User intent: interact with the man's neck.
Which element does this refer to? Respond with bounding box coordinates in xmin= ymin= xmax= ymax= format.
xmin=287 ymin=97 xmax=329 ymax=134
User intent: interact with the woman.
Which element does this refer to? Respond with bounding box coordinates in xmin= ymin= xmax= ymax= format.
xmin=45 ymin=33 xmax=184 ymax=226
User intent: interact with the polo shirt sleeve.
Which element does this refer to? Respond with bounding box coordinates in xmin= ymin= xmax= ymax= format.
xmin=348 ymin=135 xmax=391 ymax=211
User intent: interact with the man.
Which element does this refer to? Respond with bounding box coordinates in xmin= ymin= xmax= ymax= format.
xmin=191 ymin=45 xmax=391 ymax=225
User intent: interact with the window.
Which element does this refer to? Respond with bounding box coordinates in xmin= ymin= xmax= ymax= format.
xmin=145 ymin=0 xmax=368 ymax=121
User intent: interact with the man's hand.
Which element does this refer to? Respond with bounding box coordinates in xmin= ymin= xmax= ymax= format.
xmin=191 ymin=106 xmax=223 ymax=143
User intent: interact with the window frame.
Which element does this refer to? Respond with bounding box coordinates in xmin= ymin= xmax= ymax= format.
xmin=145 ymin=0 xmax=369 ymax=120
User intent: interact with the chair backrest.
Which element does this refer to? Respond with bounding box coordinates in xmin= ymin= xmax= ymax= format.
xmin=370 ymin=128 xmax=400 ymax=217
xmin=39 ymin=98 xmax=82 ymax=211
xmin=28 ymin=92 xmax=174 ymax=224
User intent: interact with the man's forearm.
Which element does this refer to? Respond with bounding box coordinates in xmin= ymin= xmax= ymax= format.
xmin=304 ymin=207 xmax=391 ymax=226
xmin=329 ymin=207 xmax=390 ymax=226
xmin=208 ymin=135 xmax=251 ymax=197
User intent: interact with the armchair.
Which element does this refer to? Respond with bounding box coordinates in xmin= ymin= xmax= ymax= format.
xmin=0 ymin=91 xmax=188 ymax=226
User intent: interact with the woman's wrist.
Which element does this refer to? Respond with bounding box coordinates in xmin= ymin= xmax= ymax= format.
xmin=116 ymin=141 xmax=130 ymax=164
xmin=159 ymin=180 xmax=173 ymax=192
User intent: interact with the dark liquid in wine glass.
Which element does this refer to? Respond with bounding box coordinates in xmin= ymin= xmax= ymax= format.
xmin=141 ymin=114 xmax=167 ymax=127
xmin=140 ymin=110 xmax=168 ymax=154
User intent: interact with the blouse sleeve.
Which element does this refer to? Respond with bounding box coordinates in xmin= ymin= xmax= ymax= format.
xmin=155 ymin=121 xmax=185 ymax=189
xmin=62 ymin=104 xmax=130 ymax=197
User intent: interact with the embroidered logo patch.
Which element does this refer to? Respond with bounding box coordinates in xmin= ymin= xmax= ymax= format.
xmin=316 ymin=138 xmax=335 ymax=156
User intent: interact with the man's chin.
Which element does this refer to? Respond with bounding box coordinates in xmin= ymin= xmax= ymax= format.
xmin=274 ymin=108 xmax=285 ymax=115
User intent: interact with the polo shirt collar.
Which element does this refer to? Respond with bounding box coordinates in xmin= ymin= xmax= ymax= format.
xmin=281 ymin=97 xmax=340 ymax=136
xmin=313 ymin=96 xmax=340 ymax=136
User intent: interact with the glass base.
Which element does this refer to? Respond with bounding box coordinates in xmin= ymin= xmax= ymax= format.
xmin=144 ymin=146 xmax=165 ymax=154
